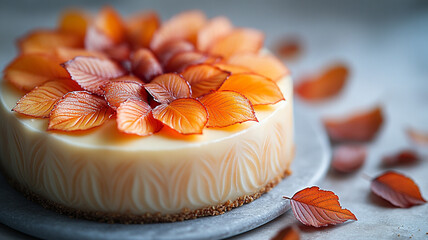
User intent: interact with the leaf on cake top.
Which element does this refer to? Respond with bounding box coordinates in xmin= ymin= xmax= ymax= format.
xmin=131 ymin=48 xmax=163 ymax=83
xmin=58 ymin=9 xmax=90 ymax=39
xmin=126 ymin=11 xmax=160 ymax=50
xmin=18 ymin=30 xmax=83 ymax=55
xmin=144 ymin=73 xmax=191 ymax=103
xmin=93 ymin=6 xmax=125 ymax=44
xmin=117 ymin=99 xmax=162 ymax=136
xmin=154 ymin=40 xmax=195 ymax=66
xmin=197 ymin=16 xmax=233 ymax=52
xmin=213 ymin=63 xmax=252 ymax=74
xmin=181 ymin=64 xmax=230 ymax=98
xmin=55 ymin=47 xmax=108 ymax=62
xmin=164 ymin=51 xmax=220 ymax=73
xmin=103 ymin=81 xmax=147 ymax=110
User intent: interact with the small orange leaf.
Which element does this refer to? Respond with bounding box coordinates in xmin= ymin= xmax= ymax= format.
xmin=150 ymin=10 xmax=206 ymax=50
xmin=58 ymin=9 xmax=90 ymax=38
xmin=18 ymin=30 xmax=83 ymax=55
xmin=154 ymin=40 xmax=195 ymax=66
xmin=55 ymin=47 xmax=108 ymax=62
xmin=181 ymin=64 xmax=230 ymax=97
xmin=84 ymin=25 xmax=115 ymax=52
xmin=13 ymin=80 xmax=81 ymax=118
xmin=104 ymin=42 xmax=131 ymax=61
xmin=48 ymin=91 xmax=113 ymax=131
xmin=323 ymin=106 xmax=384 ymax=142
xmin=62 ymin=56 xmax=126 ymax=95
xmin=382 ymin=150 xmax=419 ymax=167
xmin=371 ymin=171 xmax=426 ymax=208
xmin=284 ymin=186 xmax=357 ymax=227
xmin=332 ymin=144 xmax=366 ymax=173
xmin=213 ymin=63 xmax=252 ymax=74
xmin=197 ymin=16 xmax=233 ymax=52
xmin=198 ymin=90 xmax=257 ymax=128
xmin=131 ymin=48 xmax=163 ymax=82
xmin=152 ymin=98 xmax=208 ymax=134
xmin=103 ymin=81 xmax=147 ymax=110
xmin=276 ymin=37 xmax=302 ymax=59
xmin=296 ymin=64 xmax=349 ymax=101
xmin=116 ymin=99 xmax=162 ymax=136
xmin=271 ymin=225 xmax=300 ymax=240
xmin=165 ymin=51 xmax=221 ymax=73
xmin=126 ymin=11 xmax=160 ymax=50
xmin=407 ymin=128 xmax=428 ymax=147
xmin=144 ymin=73 xmax=191 ymax=103
xmin=219 ymin=73 xmax=284 ymax=105
xmin=94 ymin=6 xmax=125 ymax=44
xmin=208 ymin=28 xmax=264 ymax=59
xmin=227 ymin=53 xmax=289 ymax=81
xmin=4 ymin=54 xmax=70 ymax=91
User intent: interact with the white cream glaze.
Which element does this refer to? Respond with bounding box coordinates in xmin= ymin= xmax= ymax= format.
xmin=0 ymin=76 xmax=294 ymax=214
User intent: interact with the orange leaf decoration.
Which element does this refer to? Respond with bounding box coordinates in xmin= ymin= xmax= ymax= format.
xmin=126 ymin=11 xmax=160 ymax=50
xmin=131 ymin=48 xmax=163 ymax=82
xmin=94 ymin=6 xmax=125 ymax=44
xmin=181 ymin=64 xmax=230 ymax=97
xmin=296 ymin=64 xmax=349 ymax=101
xmin=382 ymin=150 xmax=419 ymax=167
xmin=62 ymin=56 xmax=126 ymax=95
xmin=323 ymin=106 xmax=384 ymax=142
xmin=152 ymin=98 xmax=208 ymax=134
xmin=219 ymin=73 xmax=284 ymax=105
xmin=208 ymin=28 xmax=264 ymax=59
xmin=197 ymin=16 xmax=233 ymax=52
xmin=227 ymin=53 xmax=289 ymax=81
xmin=144 ymin=73 xmax=191 ymax=103
xmin=13 ymin=80 xmax=81 ymax=118
xmin=104 ymin=43 xmax=131 ymax=61
xmin=284 ymin=186 xmax=357 ymax=227
xmin=165 ymin=51 xmax=220 ymax=73
xmin=276 ymin=37 xmax=302 ymax=59
xmin=271 ymin=225 xmax=300 ymax=240
xmin=154 ymin=40 xmax=195 ymax=66
xmin=55 ymin=47 xmax=108 ymax=62
xmin=371 ymin=171 xmax=426 ymax=208
xmin=150 ymin=10 xmax=206 ymax=50
xmin=111 ymin=75 xmax=144 ymax=84
xmin=48 ymin=91 xmax=113 ymax=131
xmin=103 ymin=81 xmax=147 ymax=110
xmin=18 ymin=30 xmax=83 ymax=55
xmin=407 ymin=128 xmax=428 ymax=147
xmin=198 ymin=91 xmax=257 ymax=128
xmin=117 ymin=99 xmax=162 ymax=136
xmin=84 ymin=25 xmax=114 ymax=52
xmin=4 ymin=54 xmax=70 ymax=91
xmin=332 ymin=144 xmax=366 ymax=173
xmin=58 ymin=9 xmax=90 ymax=39
xmin=213 ymin=63 xmax=252 ymax=74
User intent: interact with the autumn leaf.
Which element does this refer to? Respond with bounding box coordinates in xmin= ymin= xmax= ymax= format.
xmin=144 ymin=73 xmax=191 ymax=104
xmin=270 ymin=225 xmax=300 ymax=240
xmin=58 ymin=9 xmax=90 ymax=39
xmin=332 ymin=144 xmax=366 ymax=173
xmin=371 ymin=171 xmax=426 ymax=208
xmin=197 ymin=16 xmax=233 ymax=52
xmin=54 ymin=47 xmax=108 ymax=62
xmin=93 ymin=6 xmax=125 ymax=44
xmin=213 ymin=63 xmax=252 ymax=75
xmin=284 ymin=186 xmax=357 ymax=227
xmin=406 ymin=128 xmax=428 ymax=147
xmin=382 ymin=150 xmax=419 ymax=167
xmin=164 ymin=51 xmax=220 ymax=73
xmin=18 ymin=30 xmax=83 ymax=55
xmin=181 ymin=64 xmax=230 ymax=97
xmin=102 ymin=81 xmax=147 ymax=110
xmin=126 ymin=11 xmax=160 ymax=50
xmin=276 ymin=37 xmax=302 ymax=59
xmin=153 ymin=40 xmax=195 ymax=66
xmin=131 ymin=48 xmax=163 ymax=82
xmin=84 ymin=25 xmax=115 ymax=52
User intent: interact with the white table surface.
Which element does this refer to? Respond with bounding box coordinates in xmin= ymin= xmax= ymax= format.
xmin=0 ymin=0 xmax=427 ymax=239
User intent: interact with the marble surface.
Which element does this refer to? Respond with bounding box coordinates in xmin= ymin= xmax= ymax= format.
xmin=0 ymin=0 xmax=428 ymax=239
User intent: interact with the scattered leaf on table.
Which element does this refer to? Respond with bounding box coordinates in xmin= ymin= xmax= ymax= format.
xmin=332 ymin=144 xmax=366 ymax=173
xmin=284 ymin=186 xmax=357 ymax=227
xmin=197 ymin=16 xmax=233 ymax=52
xmin=371 ymin=171 xmax=426 ymax=208
xmin=382 ymin=149 xmax=419 ymax=167
xmin=270 ymin=225 xmax=300 ymax=240
xmin=144 ymin=73 xmax=191 ymax=104
xmin=181 ymin=64 xmax=230 ymax=97
xmin=276 ymin=37 xmax=302 ymax=59
xmin=131 ymin=48 xmax=163 ymax=82
xmin=117 ymin=99 xmax=162 ymax=136
xmin=406 ymin=128 xmax=428 ymax=147
xmin=323 ymin=106 xmax=384 ymax=142
xmin=103 ymin=81 xmax=147 ymax=110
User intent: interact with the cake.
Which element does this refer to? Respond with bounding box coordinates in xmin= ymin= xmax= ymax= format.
xmin=0 ymin=7 xmax=294 ymax=223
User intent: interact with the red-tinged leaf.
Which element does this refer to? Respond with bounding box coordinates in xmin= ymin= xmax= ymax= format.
xmin=284 ymin=186 xmax=357 ymax=227
xmin=85 ymin=26 xmax=115 ymax=52
xmin=48 ymin=91 xmax=113 ymax=131
xmin=62 ymin=56 xmax=126 ymax=95
xmin=94 ymin=6 xmax=125 ymax=44
xmin=382 ymin=150 xmax=419 ymax=167
xmin=227 ymin=53 xmax=289 ymax=81
xmin=150 ymin=10 xmax=206 ymax=50
xmin=198 ymin=90 xmax=257 ymax=128
xmin=181 ymin=64 xmax=230 ymax=97
xmin=276 ymin=37 xmax=302 ymax=59
xmin=154 ymin=40 xmax=195 ymax=66
xmin=407 ymin=128 xmax=428 ymax=147
xmin=58 ymin=9 xmax=90 ymax=39
xmin=18 ymin=30 xmax=83 ymax=55
xmin=271 ymin=225 xmax=300 ymax=240
xmin=219 ymin=73 xmax=284 ymax=105
xmin=111 ymin=75 xmax=144 ymax=84
xmin=152 ymin=98 xmax=208 ymax=134
xmin=371 ymin=171 xmax=426 ymax=208
xmin=296 ymin=64 xmax=349 ymax=101
xmin=197 ymin=16 xmax=233 ymax=52
xmin=4 ymin=54 xmax=71 ymax=91
xmin=213 ymin=63 xmax=252 ymax=74
xmin=103 ymin=81 xmax=147 ymax=109
xmin=116 ymin=99 xmax=162 ymax=136
xmin=13 ymin=80 xmax=81 ymax=118
xmin=165 ymin=51 xmax=221 ymax=73
xmin=144 ymin=73 xmax=191 ymax=103
xmin=131 ymin=48 xmax=163 ymax=82
xmin=332 ymin=144 xmax=366 ymax=173
xmin=323 ymin=106 xmax=384 ymax=142
xmin=55 ymin=47 xmax=108 ymax=62
xmin=126 ymin=11 xmax=160 ymax=50
xmin=208 ymin=28 xmax=264 ymax=59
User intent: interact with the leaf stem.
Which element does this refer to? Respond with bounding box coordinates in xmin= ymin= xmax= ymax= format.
xmin=283 ymin=196 xmax=291 ymax=200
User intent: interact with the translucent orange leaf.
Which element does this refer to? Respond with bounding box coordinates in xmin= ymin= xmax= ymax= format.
xmin=181 ymin=64 xmax=230 ymax=97
xmin=208 ymin=28 xmax=264 ymax=59
xmin=13 ymin=80 xmax=81 ymax=118
xmin=18 ymin=30 xmax=83 ymax=55
xmin=103 ymin=81 xmax=147 ymax=110
xmin=144 ymin=73 xmax=191 ymax=103
xmin=271 ymin=225 xmax=300 ymax=240
xmin=62 ymin=56 xmax=126 ymax=95
xmin=276 ymin=37 xmax=302 ymax=59
xmin=94 ymin=6 xmax=125 ymax=44
xmin=4 ymin=54 xmax=71 ymax=91
xmin=198 ymin=90 xmax=257 ymax=128
xmin=227 ymin=53 xmax=289 ymax=81
xmin=48 ymin=91 xmax=113 ymax=131
xmin=213 ymin=63 xmax=252 ymax=75
xmin=116 ymin=99 xmax=162 ymax=136
xmin=131 ymin=48 xmax=163 ymax=82
xmin=104 ymin=43 xmax=131 ymax=61
xmin=371 ymin=171 xmax=426 ymax=208
xmin=111 ymin=75 xmax=144 ymax=84
xmin=406 ymin=128 xmax=428 ymax=147
xmin=382 ymin=150 xmax=419 ymax=167
xmin=154 ymin=40 xmax=195 ymax=66
xmin=84 ymin=25 xmax=115 ymax=52
xmin=58 ymin=9 xmax=90 ymax=39
xmin=323 ymin=106 xmax=384 ymax=142
xmin=165 ymin=51 xmax=221 ymax=73
xmin=296 ymin=64 xmax=349 ymax=101
xmin=219 ymin=73 xmax=284 ymax=105
xmin=150 ymin=10 xmax=206 ymax=50
xmin=55 ymin=47 xmax=108 ymax=62
xmin=197 ymin=16 xmax=233 ymax=52
xmin=126 ymin=11 xmax=160 ymax=49
xmin=152 ymin=98 xmax=208 ymax=134
xmin=332 ymin=144 xmax=366 ymax=173
xmin=284 ymin=186 xmax=357 ymax=227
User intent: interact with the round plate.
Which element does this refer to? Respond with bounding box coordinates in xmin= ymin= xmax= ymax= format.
xmin=0 ymin=107 xmax=330 ymax=240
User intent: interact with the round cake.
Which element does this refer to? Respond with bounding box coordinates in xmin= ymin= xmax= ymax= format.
xmin=0 ymin=7 xmax=294 ymax=223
